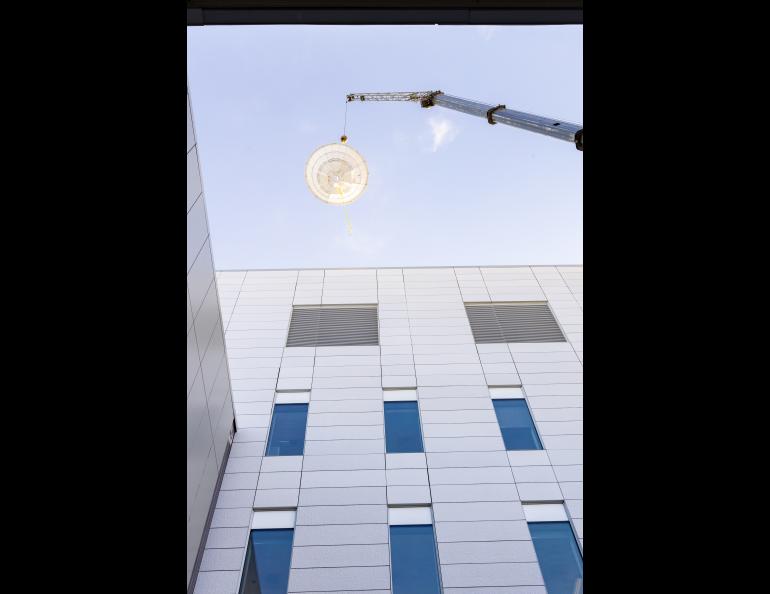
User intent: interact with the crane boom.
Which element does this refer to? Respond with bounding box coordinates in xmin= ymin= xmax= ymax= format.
xmin=346 ymin=91 xmax=582 ymax=151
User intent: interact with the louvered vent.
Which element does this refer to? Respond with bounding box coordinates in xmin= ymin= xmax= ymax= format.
xmin=464 ymin=302 xmax=566 ymax=343
xmin=286 ymin=305 xmax=379 ymax=347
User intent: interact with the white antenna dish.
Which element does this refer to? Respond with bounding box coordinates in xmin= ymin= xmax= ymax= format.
xmin=305 ymin=142 xmax=368 ymax=206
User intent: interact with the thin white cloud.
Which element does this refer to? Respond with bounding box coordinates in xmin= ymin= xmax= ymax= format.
xmin=428 ymin=117 xmax=458 ymax=152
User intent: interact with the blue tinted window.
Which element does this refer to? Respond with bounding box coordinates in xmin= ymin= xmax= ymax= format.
xmin=492 ymin=399 xmax=542 ymax=450
xmin=384 ymin=401 xmax=424 ymax=453
xmin=239 ymin=528 xmax=294 ymax=594
xmin=528 ymin=522 xmax=583 ymax=594
xmin=266 ymin=403 xmax=308 ymax=456
xmin=389 ymin=525 xmax=442 ymax=594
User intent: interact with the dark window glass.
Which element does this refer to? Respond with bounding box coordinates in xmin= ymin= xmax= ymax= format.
xmin=239 ymin=528 xmax=294 ymax=594
xmin=389 ymin=525 xmax=442 ymax=594
xmin=492 ymin=399 xmax=543 ymax=450
xmin=266 ymin=403 xmax=308 ymax=456
xmin=384 ymin=401 xmax=424 ymax=453
xmin=528 ymin=522 xmax=583 ymax=594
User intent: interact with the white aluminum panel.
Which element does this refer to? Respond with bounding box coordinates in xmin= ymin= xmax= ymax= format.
xmin=251 ymin=509 xmax=297 ymax=529
xmin=522 ymin=503 xmax=568 ymax=522
xmin=488 ymin=386 xmax=524 ymax=399
xmin=388 ymin=506 xmax=433 ymax=525
xmin=383 ymin=389 xmax=418 ymax=402
xmin=275 ymin=391 xmax=311 ymax=404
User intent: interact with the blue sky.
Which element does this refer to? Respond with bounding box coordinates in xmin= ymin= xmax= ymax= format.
xmin=187 ymin=25 xmax=582 ymax=270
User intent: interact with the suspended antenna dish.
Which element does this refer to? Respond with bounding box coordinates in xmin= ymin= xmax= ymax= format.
xmin=305 ymin=143 xmax=368 ymax=205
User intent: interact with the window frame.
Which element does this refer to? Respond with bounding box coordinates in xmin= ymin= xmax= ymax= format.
xmin=491 ymin=394 xmax=543 ymax=451
xmin=387 ymin=506 xmax=443 ymax=594
xmin=238 ymin=527 xmax=295 ymax=594
xmin=523 ymin=503 xmax=583 ymax=594
xmin=384 ymin=399 xmax=425 ymax=454
xmin=265 ymin=402 xmax=309 ymax=457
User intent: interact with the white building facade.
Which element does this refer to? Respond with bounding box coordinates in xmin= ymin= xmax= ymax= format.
xmin=188 ymin=88 xmax=236 ymax=589
xmin=194 ymin=266 xmax=583 ymax=594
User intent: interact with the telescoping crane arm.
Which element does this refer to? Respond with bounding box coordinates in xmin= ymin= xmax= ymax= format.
xmin=346 ymin=91 xmax=582 ymax=151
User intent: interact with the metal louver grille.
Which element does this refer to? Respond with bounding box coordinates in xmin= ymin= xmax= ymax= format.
xmin=286 ymin=305 xmax=379 ymax=347
xmin=464 ymin=302 xmax=566 ymax=343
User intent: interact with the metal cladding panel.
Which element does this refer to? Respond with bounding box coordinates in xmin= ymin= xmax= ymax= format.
xmin=286 ymin=305 xmax=379 ymax=347
xmin=464 ymin=302 xmax=566 ymax=343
